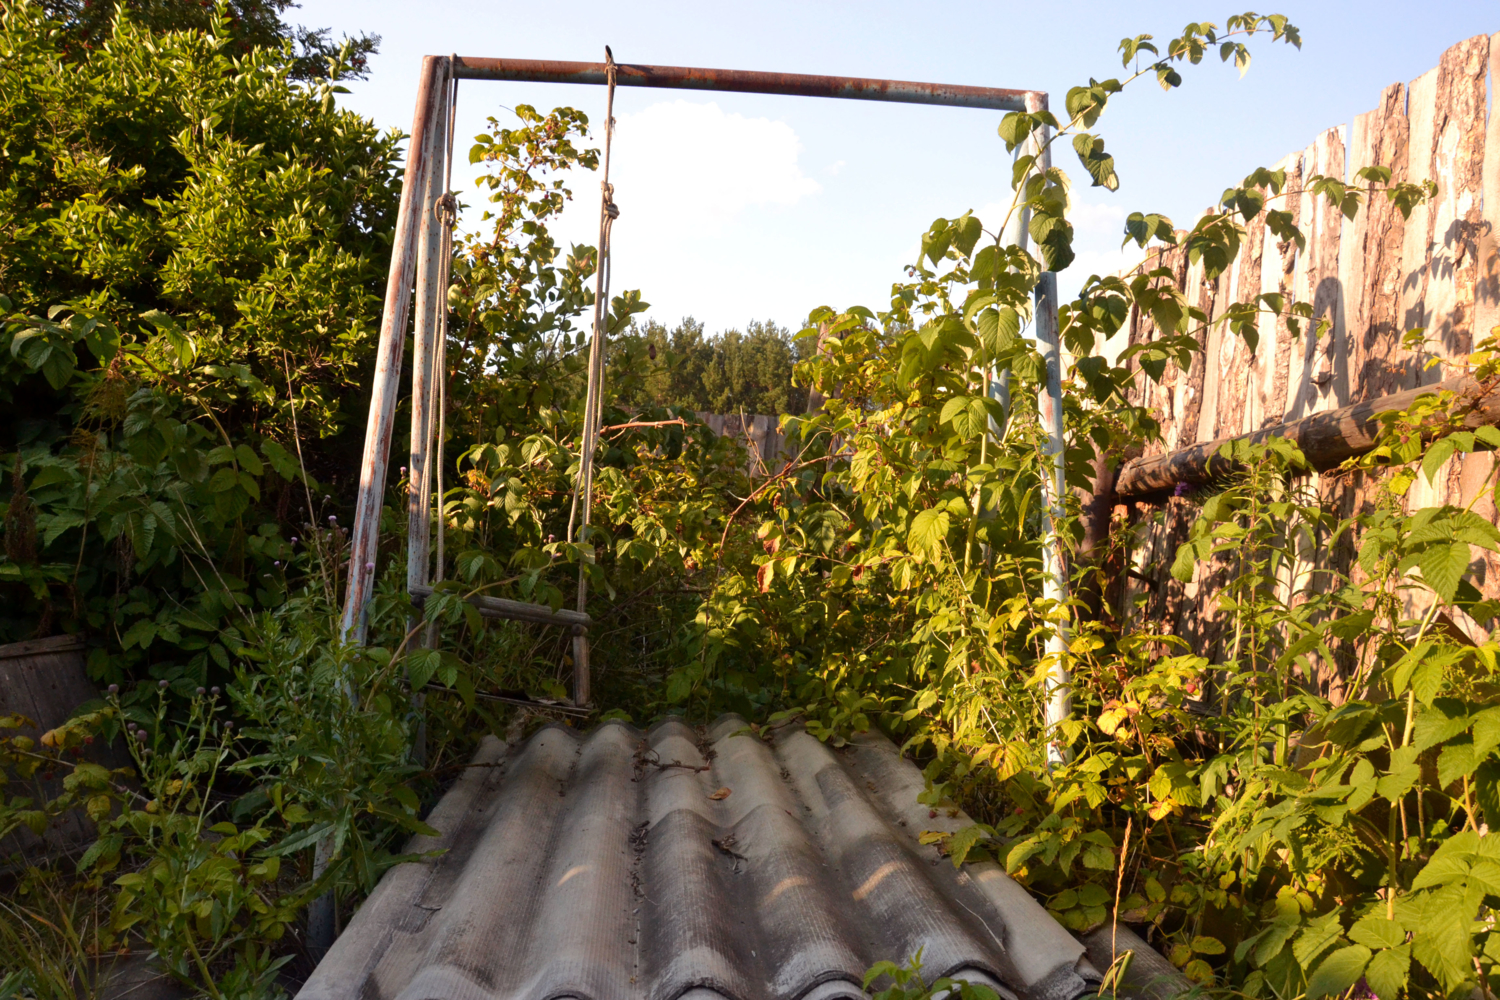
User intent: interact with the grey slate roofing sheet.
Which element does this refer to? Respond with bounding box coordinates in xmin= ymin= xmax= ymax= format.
xmin=296 ymin=715 xmax=1101 ymax=1000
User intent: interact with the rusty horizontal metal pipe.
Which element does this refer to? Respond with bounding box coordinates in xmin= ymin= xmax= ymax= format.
xmin=453 ymin=57 xmax=1034 ymax=111
xmin=1114 ymin=375 xmax=1500 ymax=498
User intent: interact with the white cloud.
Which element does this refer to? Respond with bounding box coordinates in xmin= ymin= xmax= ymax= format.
xmin=602 ymin=100 xmax=820 ymax=235
xmin=455 ymin=100 xmax=826 ymax=331
xmin=825 ymin=159 xmax=847 ymax=176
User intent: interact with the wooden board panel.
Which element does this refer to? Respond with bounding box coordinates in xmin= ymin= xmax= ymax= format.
xmin=1217 ymin=205 xmax=1267 ymax=437
xmin=1399 ymin=65 xmax=1442 ymax=389
xmin=1170 ymin=256 xmax=1209 ymax=452
xmin=1403 ymin=37 xmax=1489 ymax=382
xmin=1287 ymin=127 xmax=1347 ymax=421
xmin=1349 ymin=83 xmax=1411 ymax=402
xmin=1193 ymin=268 xmax=1227 ymax=442
xmin=1475 ymin=33 xmax=1500 ymax=343
xmin=1264 ymin=150 xmax=1305 ymax=425
xmin=0 ymin=634 xmax=105 ymax=855
xmin=1403 ymin=40 xmax=1489 ymax=516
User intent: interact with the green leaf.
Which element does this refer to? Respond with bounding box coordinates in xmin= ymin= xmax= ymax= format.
xmin=1349 ymin=914 xmax=1406 ymax=951
xmin=1413 ymin=700 xmax=1471 ymax=751
xmin=1306 ymin=945 xmax=1371 ymax=998
xmin=908 ymin=508 xmax=952 ymax=558
xmin=405 ymin=649 xmax=441 ymax=690
xmin=41 ymin=349 xmax=76 ymax=389
xmin=1363 ymin=944 xmax=1410 ymax=1000
xmin=1076 ymin=883 xmax=1111 ymax=907
xmin=1418 ymin=541 xmax=1471 ymax=603
xmin=941 ymin=395 xmax=997 ymax=440
xmin=261 ymin=439 xmax=299 ymax=479
xmin=208 ymin=467 xmax=239 ymax=493
xmin=234 ymin=444 xmax=264 ymax=476
xmin=1192 ymin=935 xmax=1226 ymax=955
xmin=1071 ymin=133 xmax=1119 ymax=191
xmin=1437 ymin=739 xmax=1478 ymax=787
xmin=952 ymin=212 xmax=982 ymax=258
xmin=1423 ymin=439 xmax=1455 ymax=483
xmin=948 ymin=823 xmax=988 ymax=867
xmin=1294 ymin=910 xmax=1345 ymax=967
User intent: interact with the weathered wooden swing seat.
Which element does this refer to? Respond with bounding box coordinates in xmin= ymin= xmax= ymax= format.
xmin=408 ymin=584 xmax=591 ymax=630
xmin=1114 ymin=374 xmax=1500 ymax=498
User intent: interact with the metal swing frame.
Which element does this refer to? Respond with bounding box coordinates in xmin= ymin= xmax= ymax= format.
xmin=339 ymin=54 xmax=1069 ymax=726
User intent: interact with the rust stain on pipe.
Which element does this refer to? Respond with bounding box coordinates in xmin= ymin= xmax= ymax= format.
xmin=453 ymin=57 xmax=1034 ymax=112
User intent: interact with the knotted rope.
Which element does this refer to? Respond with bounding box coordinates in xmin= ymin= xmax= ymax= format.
xmin=564 ymin=47 xmax=620 ymax=703
xmin=432 ymin=64 xmax=459 ymax=607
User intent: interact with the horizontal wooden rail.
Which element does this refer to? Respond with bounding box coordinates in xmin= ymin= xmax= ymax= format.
xmin=1115 ymin=375 xmax=1500 ymax=498
xmin=409 ymin=585 xmax=591 ymax=630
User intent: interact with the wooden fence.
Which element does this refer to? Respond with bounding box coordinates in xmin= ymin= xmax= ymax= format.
xmin=1109 ymin=32 xmax=1500 ymax=675
xmin=696 ymin=411 xmax=787 ymax=474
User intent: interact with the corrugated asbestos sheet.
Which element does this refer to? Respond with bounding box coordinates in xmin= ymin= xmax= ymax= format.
xmin=297 ymin=715 xmax=1101 ymax=1000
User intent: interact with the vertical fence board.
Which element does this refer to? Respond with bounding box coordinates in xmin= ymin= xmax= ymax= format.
xmin=1421 ymin=38 xmax=1489 ymax=375
xmin=1169 ymin=257 xmax=1209 ymax=452
xmin=1217 ymin=207 xmax=1266 ymax=436
xmin=1350 ymin=83 xmax=1411 ymax=403
xmin=1263 ymin=152 xmax=1305 ymax=425
xmin=1338 ymin=110 xmax=1375 ymax=408
xmin=1459 ymin=35 xmax=1500 ymax=617
xmin=1192 ymin=269 xmax=1227 ymax=442
xmin=1399 ymin=67 xmax=1442 ymax=391
xmin=1288 ymin=127 xmax=1347 ymax=421
xmin=1476 ymin=34 xmax=1500 ymax=344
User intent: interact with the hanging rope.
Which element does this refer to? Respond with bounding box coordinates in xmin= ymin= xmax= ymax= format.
xmin=563 ymin=47 xmax=619 ymax=704
xmin=428 ymin=65 xmax=459 ymax=638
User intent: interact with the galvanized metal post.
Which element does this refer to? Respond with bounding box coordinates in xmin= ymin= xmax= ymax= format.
xmin=403 ymin=71 xmax=452 ymax=768
xmin=1022 ymin=92 xmax=1072 ymax=763
xmin=340 ymin=56 xmax=450 ymax=647
xmin=406 ymin=94 xmax=447 ymax=609
xmin=317 ymin=56 xmax=449 ymax=961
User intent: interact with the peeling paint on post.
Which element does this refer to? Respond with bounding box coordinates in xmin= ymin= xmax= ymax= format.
xmin=340 ymin=56 xmax=450 ymax=648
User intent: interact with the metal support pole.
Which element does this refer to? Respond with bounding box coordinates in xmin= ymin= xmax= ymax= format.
xmin=403 ymin=71 xmax=452 ymax=769
xmin=340 ymin=55 xmax=450 ymax=647
xmin=318 ymin=55 xmax=449 ymax=961
xmin=989 ymin=173 xmax=1026 ymax=438
xmin=1023 ymin=92 xmax=1072 ymax=763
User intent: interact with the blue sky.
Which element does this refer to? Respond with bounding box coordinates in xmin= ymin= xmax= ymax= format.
xmin=298 ymin=0 xmax=1497 ymax=335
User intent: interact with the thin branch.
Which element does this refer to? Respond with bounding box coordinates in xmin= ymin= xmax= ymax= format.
xmin=601 ymin=418 xmax=687 ymax=436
